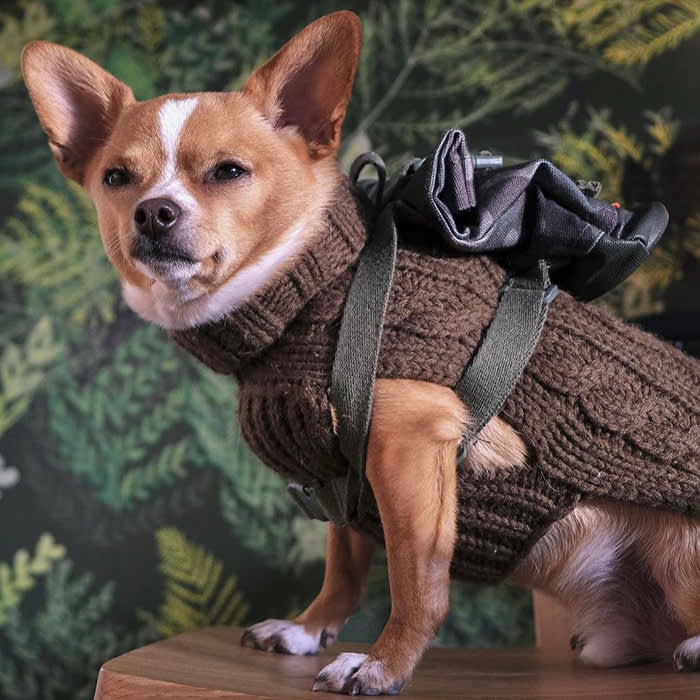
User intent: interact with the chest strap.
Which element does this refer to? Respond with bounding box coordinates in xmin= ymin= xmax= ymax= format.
xmin=287 ymin=159 xmax=557 ymax=526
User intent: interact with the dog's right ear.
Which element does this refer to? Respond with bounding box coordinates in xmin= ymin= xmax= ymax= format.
xmin=22 ymin=42 xmax=134 ymax=185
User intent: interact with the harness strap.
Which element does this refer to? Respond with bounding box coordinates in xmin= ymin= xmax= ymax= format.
xmin=287 ymin=155 xmax=398 ymax=526
xmin=326 ymin=204 xmax=398 ymax=524
xmin=287 ymin=166 xmax=557 ymax=526
xmin=455 ymin=260 xmax=557 ymax=459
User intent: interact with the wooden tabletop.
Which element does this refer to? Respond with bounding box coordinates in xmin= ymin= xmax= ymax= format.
xmin=94 ymin=625 xmax=700 ymax=699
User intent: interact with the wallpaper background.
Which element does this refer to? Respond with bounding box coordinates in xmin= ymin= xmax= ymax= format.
xmin=1 ymin=1 xmax=700 ymax=698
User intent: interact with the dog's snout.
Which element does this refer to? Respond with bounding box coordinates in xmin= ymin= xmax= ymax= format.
xmin=134 ymin=198 xmax=181 ymax=237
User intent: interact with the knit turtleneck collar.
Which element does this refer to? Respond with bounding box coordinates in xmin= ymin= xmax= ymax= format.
xmin=170 ymin=178 xmax=371 ymax=375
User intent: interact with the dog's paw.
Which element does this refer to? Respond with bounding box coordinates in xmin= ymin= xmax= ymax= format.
xmin=673 ymin=636 xmax=700 ymax=671
xmin=241 ymin=619 xmax=330 ymax=656
xmin=312 ymin=652 xmax=406 ymax=695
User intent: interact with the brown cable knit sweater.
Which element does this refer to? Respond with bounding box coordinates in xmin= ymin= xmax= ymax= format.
xmin=172 ymin=180 xmax=700 ymax=583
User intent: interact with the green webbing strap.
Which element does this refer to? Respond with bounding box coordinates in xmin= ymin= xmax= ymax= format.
xmin=326 ymin=204 xmax=398 ymax=524
xmin=287 ymin=155 xmax=397 ymax=526
xmin=454 ymin=260 xmax=557 ymax=461
xmin=286 ymin=162 xmax=557 ymax=525
xmin=288 ymin=206 xmax=398 ymax=526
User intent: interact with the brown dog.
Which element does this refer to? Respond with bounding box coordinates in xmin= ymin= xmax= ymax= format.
xmin=22 ymin=10 xmax=700 ymax=696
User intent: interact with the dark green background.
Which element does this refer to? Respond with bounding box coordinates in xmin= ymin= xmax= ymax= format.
xmin=1 ymin=2 xmax=700 ymax=698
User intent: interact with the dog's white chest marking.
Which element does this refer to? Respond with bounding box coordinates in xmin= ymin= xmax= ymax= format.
xmin=122 ymin=215 xmax=309 ymax=330
xmin=185 ymin=218 xmax=308 ymax=318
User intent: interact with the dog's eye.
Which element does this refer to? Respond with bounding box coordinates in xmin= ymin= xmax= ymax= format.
xmin=103 ymin=168 xmax=130 ymax=187
xmin=213 ymin=162 xmax=247 ymax=181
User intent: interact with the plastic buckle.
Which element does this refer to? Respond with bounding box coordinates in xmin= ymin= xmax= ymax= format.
xmin=287 ymin=481 xmax=329 ymax=522
xmin=544 ymin=283 xmax=559 ymax=305
xmin=456 ymin=441 xmax=468 ymax=464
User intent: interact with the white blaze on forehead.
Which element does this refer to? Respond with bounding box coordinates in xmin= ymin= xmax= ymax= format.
xmin=158 ymin=98 xmax=198 ymax=179
xmin=145 ymin=97 xmax=199 ymax=207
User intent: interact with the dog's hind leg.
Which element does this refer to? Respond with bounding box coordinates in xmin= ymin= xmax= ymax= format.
xmin=241 ymin=523 xmax=375 ymax=655
xmin=516 ymin=503 xmax=685 ymax=667
xmin=570 ymin=549 xmax=678 ymax=668
xmin=639 ymin=510 xmax=700 ymax=671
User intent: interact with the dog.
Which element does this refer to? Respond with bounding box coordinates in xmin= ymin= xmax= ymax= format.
xmin=22 ymin=10 xmax=700 ymax=696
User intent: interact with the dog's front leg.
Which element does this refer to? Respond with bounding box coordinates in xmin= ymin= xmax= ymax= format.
xmin=241 ymin=523 xmax=375 ymax=655
xmin=313 ymin=379 xmax=465 ymax=695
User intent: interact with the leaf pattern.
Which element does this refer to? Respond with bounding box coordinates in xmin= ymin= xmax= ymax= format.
xmin=146 ymin=528 xmax=249 ymax=637
xmin=0 ymin=535 xmax=66 ymax=626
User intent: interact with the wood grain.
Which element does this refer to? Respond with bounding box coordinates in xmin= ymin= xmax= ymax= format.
xmin=94 ymin=626 xmax=700 ymax=699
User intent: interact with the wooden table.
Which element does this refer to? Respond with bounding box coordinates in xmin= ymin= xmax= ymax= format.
xmin=94 ymin=625 xmax=700 ymax=699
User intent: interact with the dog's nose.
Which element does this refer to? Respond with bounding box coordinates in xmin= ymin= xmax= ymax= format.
xmin=134 ymin=198 xmax=181 ymax=237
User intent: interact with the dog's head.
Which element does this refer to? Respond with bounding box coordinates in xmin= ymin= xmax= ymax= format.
xmin=22 ymin=12 xmax=361 ymax=329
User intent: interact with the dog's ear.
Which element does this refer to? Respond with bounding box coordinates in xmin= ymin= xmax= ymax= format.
xmin=243 ymin=11 xmax=362 ymax=159
xmin=22 ymin=41 xmax=134 ymax=185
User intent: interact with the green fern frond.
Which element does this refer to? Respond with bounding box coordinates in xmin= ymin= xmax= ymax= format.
xmin=604 ymin=2 xmax=700 ymax=66
xmin=151 ymin=528 xmax=248 ymax=637
xmin=683 ymin=216 xmax=700 ymax=260
xmin=553 ymin=0 xmax=700 ymax=67
xmin=0 ymin=179 xmax=119 ymax=327
xmin=45 ymin=324 xmax=193 ymax=510
xmin=159 ymin=2 xmax=288 ymax=92
xmin=645 ymin=107 xmax=680 ymax=155
xmin=562 ymin=0 xmax=669 ymax=49
xmin=0 ymin=317 xmax=63 ymax=436
xmin=536 ymin=122 xmax=623 ymax=199
xmin=437 ymin=580 xmax=533 ymax=647
xmin=134 ymin=5 xmax=166 ymax=54
xmin=537 ymin=108 xmax=679 ymax=203
xmin=589 ymin=111 xmax=644 ymax=162
xmin=0 ymin=534 xmax=66 ymax=626
xmin=287 ymin=517 xmax=328 ymax=574
xmin=0 ymin=559 xmax=154 ymax=700
xmin=119 ymin=439 xmax=189 ymax=504
xmin=343 ymin=0 xmax=627 ymax=157
xmin=0 ymin=92 xmax=58 ymax=191
xmin=0 ymin=3 xmax=55 ymax=83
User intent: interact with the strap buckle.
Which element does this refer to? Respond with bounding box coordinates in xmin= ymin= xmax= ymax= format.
xmin=456 ymin=442 xmax=468 ymax=464
xmin=544 ymin=283 xmax=559 ymax=305
xmin=287 ymin=481 xmax=329 ymax=522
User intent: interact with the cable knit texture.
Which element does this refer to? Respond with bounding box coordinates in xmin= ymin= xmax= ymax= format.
xmin=172 ymin=178 xmax=700 ymax=583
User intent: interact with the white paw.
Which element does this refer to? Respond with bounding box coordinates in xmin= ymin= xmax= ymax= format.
xmin=241 ymin=619 xmax=326 ymax=655
xmin=674 ymin=636 xmax=700 ymax=671
xmin=313 ymin=652 xmax=405 ymax=695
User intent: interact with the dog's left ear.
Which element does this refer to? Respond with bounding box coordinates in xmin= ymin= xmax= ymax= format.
xmin=243 ymin=11 xmax=362 ymax=159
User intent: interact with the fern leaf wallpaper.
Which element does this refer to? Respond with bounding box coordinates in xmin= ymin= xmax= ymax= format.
xmin=1 ymin=1 xmax=700 ymax=697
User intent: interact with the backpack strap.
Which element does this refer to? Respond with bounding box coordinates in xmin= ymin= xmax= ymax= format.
xmin=288 ymin=155 xmax=397 ymax=526
xmin=287 ymin=159 xmax=556 ymax=524
xmin=454 ymin=260 xmax=557 ymax=462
